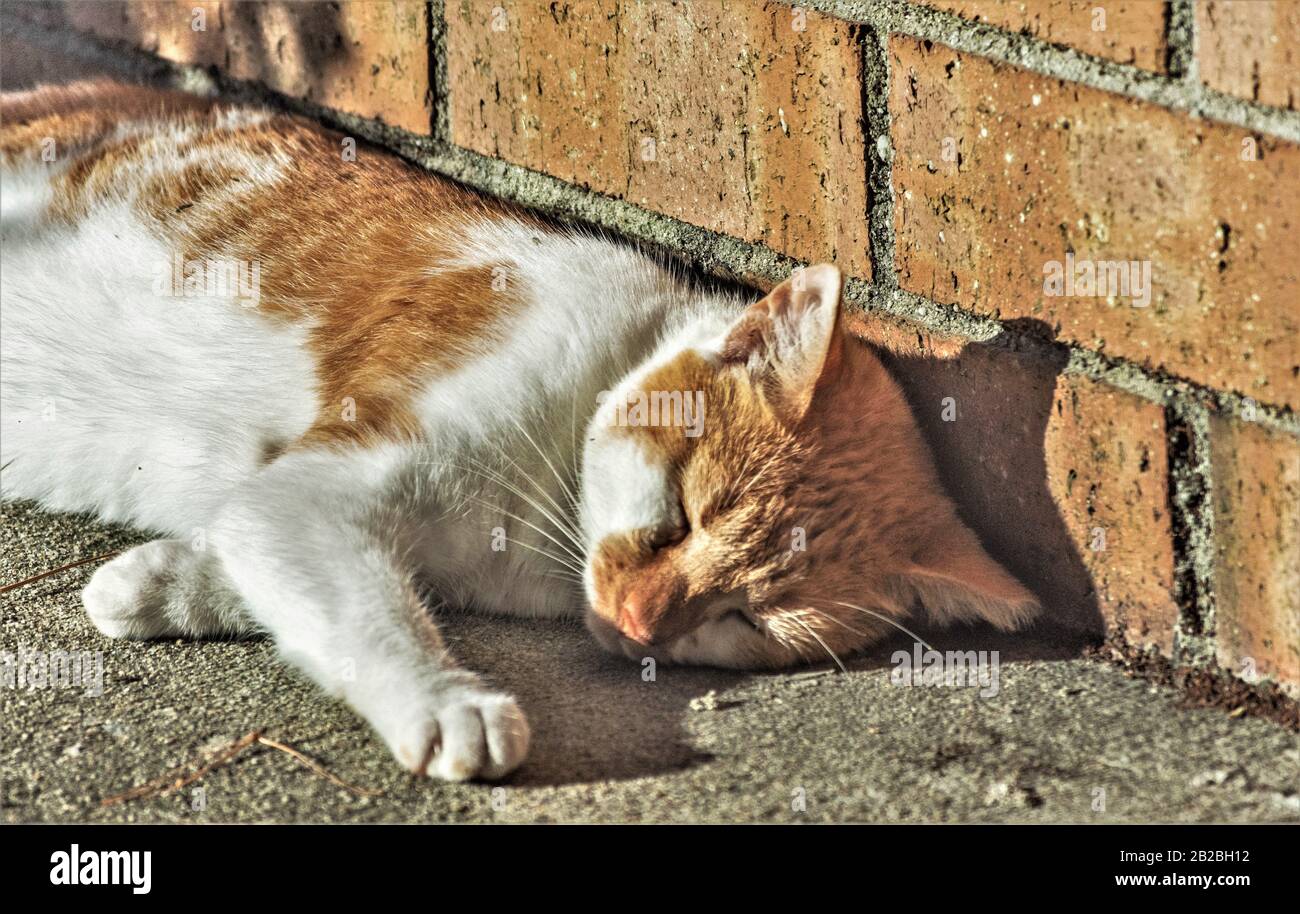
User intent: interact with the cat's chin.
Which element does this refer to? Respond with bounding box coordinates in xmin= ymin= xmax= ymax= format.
xmin=583 ymin=608 xmax=781 ymax=670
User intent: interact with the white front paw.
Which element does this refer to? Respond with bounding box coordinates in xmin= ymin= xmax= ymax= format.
xmin=388 ymin=689 xmax=531 ymax=782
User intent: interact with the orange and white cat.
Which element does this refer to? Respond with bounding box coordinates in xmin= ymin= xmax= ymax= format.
xmin=1 ymin=81 xmax=1039 ymax=781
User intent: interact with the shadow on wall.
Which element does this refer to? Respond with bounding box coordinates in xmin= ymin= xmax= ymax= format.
xmin=849 ymin=313 xmax=1108 ymax=655
xmin=202 ymin=1 xmax=352 ymax=104
xmin=0 ymin=34 xmax=100 ymax=89
xmin=7 ymin=1 xmax=353 ymax=102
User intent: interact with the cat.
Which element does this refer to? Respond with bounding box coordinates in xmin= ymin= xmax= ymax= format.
xmin=0 ymin=80 xmax=1040 ymax=781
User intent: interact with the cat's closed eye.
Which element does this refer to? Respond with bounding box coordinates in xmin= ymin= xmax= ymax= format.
xmin=644 ymin=502 xmax=689 ymax=552
xmin=723 ymin=609 xmax=764 ymax=634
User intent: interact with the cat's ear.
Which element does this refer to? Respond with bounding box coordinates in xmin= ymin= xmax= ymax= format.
xmin=897 ymin=519 xmax=1040 ymax=631
xmin=721 ymin=263 xmax=845 ymax=422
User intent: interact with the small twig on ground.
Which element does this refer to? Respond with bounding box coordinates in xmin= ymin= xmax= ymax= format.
xmin=100 ymin=729 xmax=263 ymax=807
xmin=254 ymin=735 xmax=384 ymax=797
xmin=98 ymin=729 xmax=383 ymax=807
xmin=0 ymin=549 xmax=122 ymax=594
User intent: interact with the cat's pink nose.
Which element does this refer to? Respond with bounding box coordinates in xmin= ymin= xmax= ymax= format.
xmin=616 ymin=594 xmax=654 ymax=645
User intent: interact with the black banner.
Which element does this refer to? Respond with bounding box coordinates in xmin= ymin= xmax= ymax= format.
xmin=2 ymin=824 xmax=1281 ymax=898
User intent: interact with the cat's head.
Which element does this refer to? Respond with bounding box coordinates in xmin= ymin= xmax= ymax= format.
xmin=579 ymin=264 xmax=1039 ymax=669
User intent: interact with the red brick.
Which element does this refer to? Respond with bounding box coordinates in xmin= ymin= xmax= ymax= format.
xmin=1045 ymin=373 xmax=1178 ymax=651
xmin=1209 ymin=416 xmax=1300 ymax=695
xmin=447 ymin=0 xmax=870 ymax=279
xmin=847 ymin=313 xmax=1177 ymax=645
xmin=61 ymin=0 xmax=431 ymax=133
xmin=889 ymin=36 xmax=1300 ymax=411
xmin=917 ymin=0 xmax=1169 ymax=71
xmin=1198 ymin=0 xmax=1300 ymax=111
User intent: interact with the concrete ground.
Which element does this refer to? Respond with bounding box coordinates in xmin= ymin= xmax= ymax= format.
xmin=3 ymin=499 xmax=1298 ymax=824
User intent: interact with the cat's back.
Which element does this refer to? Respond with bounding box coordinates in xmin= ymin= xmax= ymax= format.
xmin=0 ymin=80 xmax=591 ymax=438
xmin=0 ymin=80 xmax=683 ymax=531
xmin=0 ymin=81 xmax=501 ymax=524
xmin=0 ymin=79 xmax=514 ymax=273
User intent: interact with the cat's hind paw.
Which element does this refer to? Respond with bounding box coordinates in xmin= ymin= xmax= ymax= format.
xmin=392 ymin=690 xmax=531 ymax=782
xmin=82 ymin=540 xmax=188 ymax=639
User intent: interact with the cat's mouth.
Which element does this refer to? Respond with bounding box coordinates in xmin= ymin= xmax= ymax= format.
xmin=583 ymin=601 xmax=768 ymax=666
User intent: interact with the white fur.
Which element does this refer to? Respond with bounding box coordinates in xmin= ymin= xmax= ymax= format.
xmin=0 ymin=107 xmax=746 ymax=781
xmin=0 ymin=159 xmax=64 ymax=233
xmin=1 ymin=201 xmax=319 ymax=530
xmin=579 ymin=434 xmax=678 ymax=557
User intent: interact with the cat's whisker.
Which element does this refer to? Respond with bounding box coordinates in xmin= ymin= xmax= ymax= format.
xmin=541 ymin=565 xmax=584 ymax=579
xmin=525 ymin=416 xmax=584 ymax=527
xmin=500 ymin=529 xmax=586 ymax=576
xmin=793 ymin=604 xmax=870 ymax=640
xmin=507 ymin=416 xmax=581 ymax=513
xmin=480 ymin=449 xmax=577 ymax=535
xmin=465 ymin=454 xmax=571 ymax=530
xmin=763 ymin=608 xmax=829 ymax=665
xmin=467 ymin=452 xmax=585 ymax=552
xmin=542 ymin=569 xmax=586 ymax=586
xmin=502 ymin=536 xmax=587 ymax=578
xmin=784 ymin=612 xmax=848 ymax=673
xmin=462 ymin=492 xmax=587 ymax=569
xmin=542 ymin=420 xmax=584 ymax=516
xmin=765 ymin=615 xmax=821 ymax=658
xmin=459 ymin=462 xmax=587 ymax=558
xmin=809 ymin=597 xmax=940 ymax=655
xmin=569 ymin=396 xmax=581 ymax=494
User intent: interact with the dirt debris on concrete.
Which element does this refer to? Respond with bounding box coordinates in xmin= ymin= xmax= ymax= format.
xmin=1088 ymin=639 xmax=1300 ymax=732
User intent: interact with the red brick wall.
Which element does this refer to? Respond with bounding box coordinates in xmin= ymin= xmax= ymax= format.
xmin=888 ymin=36 xmax=1300 ymax=411
xmin=3 ymin=0 xmax=1298 ymax=696
xmin=918 ymin=0 xmax=1170 ymax=71
xmin=1198 ymin=0 xmax=1300 ymax=111
xmin=449 ymin=1 xmax=871 ymax=277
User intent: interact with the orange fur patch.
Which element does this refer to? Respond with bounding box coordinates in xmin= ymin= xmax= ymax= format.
xmin=0 ymin=80 xmax=211 ymax=162
xmin=8 ymin=80 xmax=541 ymax=447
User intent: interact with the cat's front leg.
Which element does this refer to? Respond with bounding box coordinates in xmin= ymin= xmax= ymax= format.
xmin=209 ymin=450 xmax=530 ymax=781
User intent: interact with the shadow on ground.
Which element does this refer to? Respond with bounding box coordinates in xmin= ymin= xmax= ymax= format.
xmin=438 ymin=609 xmax=743 ymax=787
